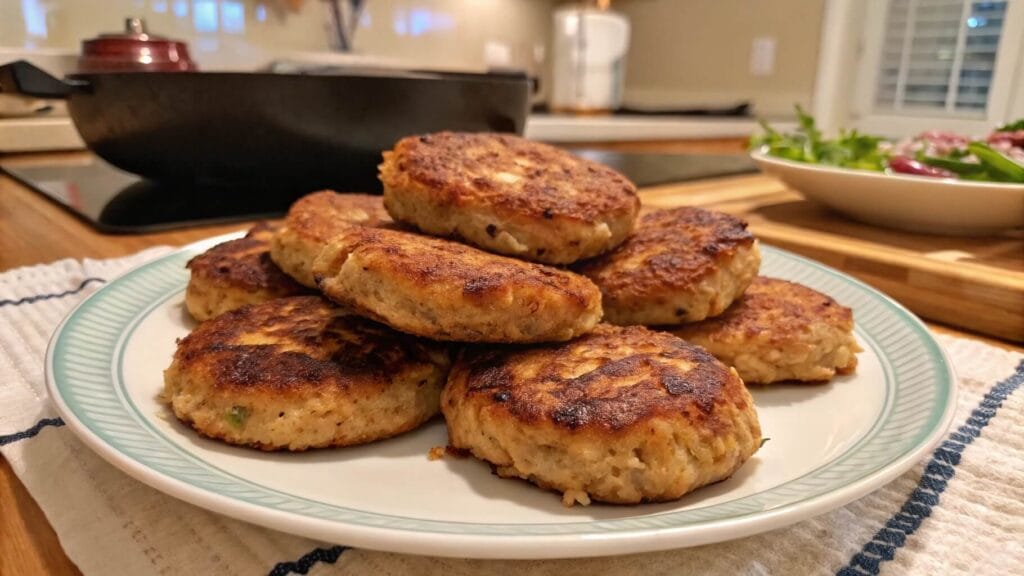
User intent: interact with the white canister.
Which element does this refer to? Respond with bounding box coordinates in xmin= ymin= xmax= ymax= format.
xmin=550 ymin=5 xmax=630 ymax=113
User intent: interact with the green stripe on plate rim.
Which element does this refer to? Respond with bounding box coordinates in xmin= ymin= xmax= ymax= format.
xmin=50 ymin=244 xmax=951 ymax=535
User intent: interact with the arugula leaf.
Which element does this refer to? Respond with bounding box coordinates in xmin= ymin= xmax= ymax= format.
xmin=753 ymin=105 xmax=886 ymax=171
xmin=795 ymin=104 xmax=821 ymax=162
xmin=995 ymin=119 xmax=1024 ymax=132
xmin=919 ymin=155 xmax=985 ymax=176
xmin=968 ymin=142 xmax=1024 ymax=183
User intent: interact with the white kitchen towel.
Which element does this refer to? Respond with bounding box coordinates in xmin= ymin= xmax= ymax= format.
xmin=1 ymin=251 xmax=1021 ymax=576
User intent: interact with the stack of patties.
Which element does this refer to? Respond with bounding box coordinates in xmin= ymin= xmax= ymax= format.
xmin=308 ymin=132 xmax=761 ymax=507
xmin=166 ymin=192 xmax=455 ymax=452
xmin=164 ymin=132 xmax=858 ymax=508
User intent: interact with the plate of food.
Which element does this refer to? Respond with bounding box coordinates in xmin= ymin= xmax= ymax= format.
xmin=751 ymin=109 xmax=1024 ymax=235
xmin=47 ymin=133 xmax=956 ymax=559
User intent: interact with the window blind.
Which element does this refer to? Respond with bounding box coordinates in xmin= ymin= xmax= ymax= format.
xmin=874 ymin=0 xmax=1008 ymax=116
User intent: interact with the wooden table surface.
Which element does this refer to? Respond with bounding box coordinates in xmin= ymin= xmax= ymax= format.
xmin=2 ymin=145 xmax=1021 ymax=576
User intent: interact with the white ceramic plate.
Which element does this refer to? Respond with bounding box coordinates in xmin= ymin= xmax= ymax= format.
xmin=751 ymin=151 xmax=1024 ymax=235
xmin=46 ymin=235 xmax=956 ymax=559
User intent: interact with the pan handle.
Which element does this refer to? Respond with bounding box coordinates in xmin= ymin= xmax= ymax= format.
xmin=0 ymin=60 xmax=88 ymax=99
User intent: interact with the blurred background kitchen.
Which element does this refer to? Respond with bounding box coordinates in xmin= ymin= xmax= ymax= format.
xmin=3 ymin=1 xmax=1021 ymax=142
xmin=1 ymin=0 xmax=838 ymax=148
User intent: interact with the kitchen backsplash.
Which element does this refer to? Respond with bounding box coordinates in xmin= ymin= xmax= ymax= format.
xmin=0 ymin=0 xmax=553 ymax=75
xmin=2 ymin=0 xmax=820 ymax=116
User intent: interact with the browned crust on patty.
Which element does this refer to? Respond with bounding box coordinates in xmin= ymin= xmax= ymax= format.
xmin=171 ymin=296 xmax=449 ymax=398
xmin=445 ymin=324 xmax=751 ymax=435
xmin=382 ymin=132 xmax=638 ymax=224
xmin=319 ymin=227 xmax=595 ymax=304
xmin=313 ymin=226 xmax=603 ymax=342
xmin=281 ymin=191 xmax=392 ymax=245
xmin=380 ymin=132 xmax=640 ymax=264
xmin=186 ymin=223 xmax=307 ymax=295
xmin=575 ymin=207 xmax=756 ymax=298
xmin=271 ymin=191 xmax=395 ymax=287
xmin=674 ymin=277 xmax=855 ymax=346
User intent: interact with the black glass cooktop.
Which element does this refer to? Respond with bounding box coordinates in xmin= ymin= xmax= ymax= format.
xmin=571 ymin=149 xmax=756 ymax=188
xmin=1 ymin=156 xmax=313 ymax=233
xmin=1 ymin=150 xmax=756 ymax=233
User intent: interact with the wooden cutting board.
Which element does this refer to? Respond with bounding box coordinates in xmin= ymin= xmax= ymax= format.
xmin=639 ymin=174 xmax=1024 ymax=342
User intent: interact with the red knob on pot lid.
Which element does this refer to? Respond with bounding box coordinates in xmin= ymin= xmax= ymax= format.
xmin=78 ymin=18 xmax=197 ymax=73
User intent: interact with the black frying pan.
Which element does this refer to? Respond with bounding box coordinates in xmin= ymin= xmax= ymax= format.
xmin=0 ymin=60 xmax=530 ymax=191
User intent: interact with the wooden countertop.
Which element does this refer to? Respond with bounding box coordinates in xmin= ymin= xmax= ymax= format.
xmin=1 ymin=146 xmax=1021 ymax=576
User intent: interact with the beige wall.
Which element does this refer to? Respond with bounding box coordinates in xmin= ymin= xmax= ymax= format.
xmin=619 ymin=0 xmax=825 ymax=117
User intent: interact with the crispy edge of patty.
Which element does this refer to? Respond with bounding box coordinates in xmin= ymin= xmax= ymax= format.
xmin=270 ymin=191 xmax=392 ymax=287
xmin=312 ymin=226 xmax=603 ymax=343
xmin=576 ymin=207 xmax=760 ymax=324
xmin=380 ymin=132 xmax=640 ymax=264
xmin=185 ymin=223 xmax=308 ymax=321
xmin=442 ymin=324 xmax=762 ymax=505
xmin=672 ymin=277 xmax=862 ymax=383
xmin=163 ymin=296 xmax=451 ymax=450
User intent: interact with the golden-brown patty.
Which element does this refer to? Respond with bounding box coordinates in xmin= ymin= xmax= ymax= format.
xmin=576 ymin=207 xmax=760 ymax=325
xmin=442 ymin=324 xmax=762 ymax=506
xmin=673 ymin=277 xmax=861 ymax=384
xmin=380 ymin=132 xmax=640 ymax=264
xmin=312 ymin=226 xmax=602 ymax=343
xmin=163 ymin=296 xmax=451 ymax=451
xmin=270 ymin=191 xmax=392 ymax=287
xmin=185 ymin=223 xmax=308 ymax=322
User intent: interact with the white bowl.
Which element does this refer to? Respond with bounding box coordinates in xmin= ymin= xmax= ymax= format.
xmin=750 ymin=151 xmax=1024 ymax=235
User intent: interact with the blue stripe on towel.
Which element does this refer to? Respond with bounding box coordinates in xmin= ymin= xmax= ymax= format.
xmin=837 ymin=359 xmax=1024 ymax=576
xmin=269 ymin=546 xmax=349 ymax=576
xmin=1 ymin=277 xmax=105 ymax=445
xmin=0 ymin=417 xmax=65 ymax=446
xmin=0 ymin=277 xmax=105 ymax=308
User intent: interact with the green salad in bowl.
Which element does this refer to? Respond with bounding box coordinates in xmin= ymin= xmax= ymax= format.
xmin=752 ymin=106 xmax=1024 ymax=184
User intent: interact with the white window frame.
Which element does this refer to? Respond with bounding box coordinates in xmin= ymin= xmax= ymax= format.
xmin=813 ymin=0 xmax=1024 ymax=136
